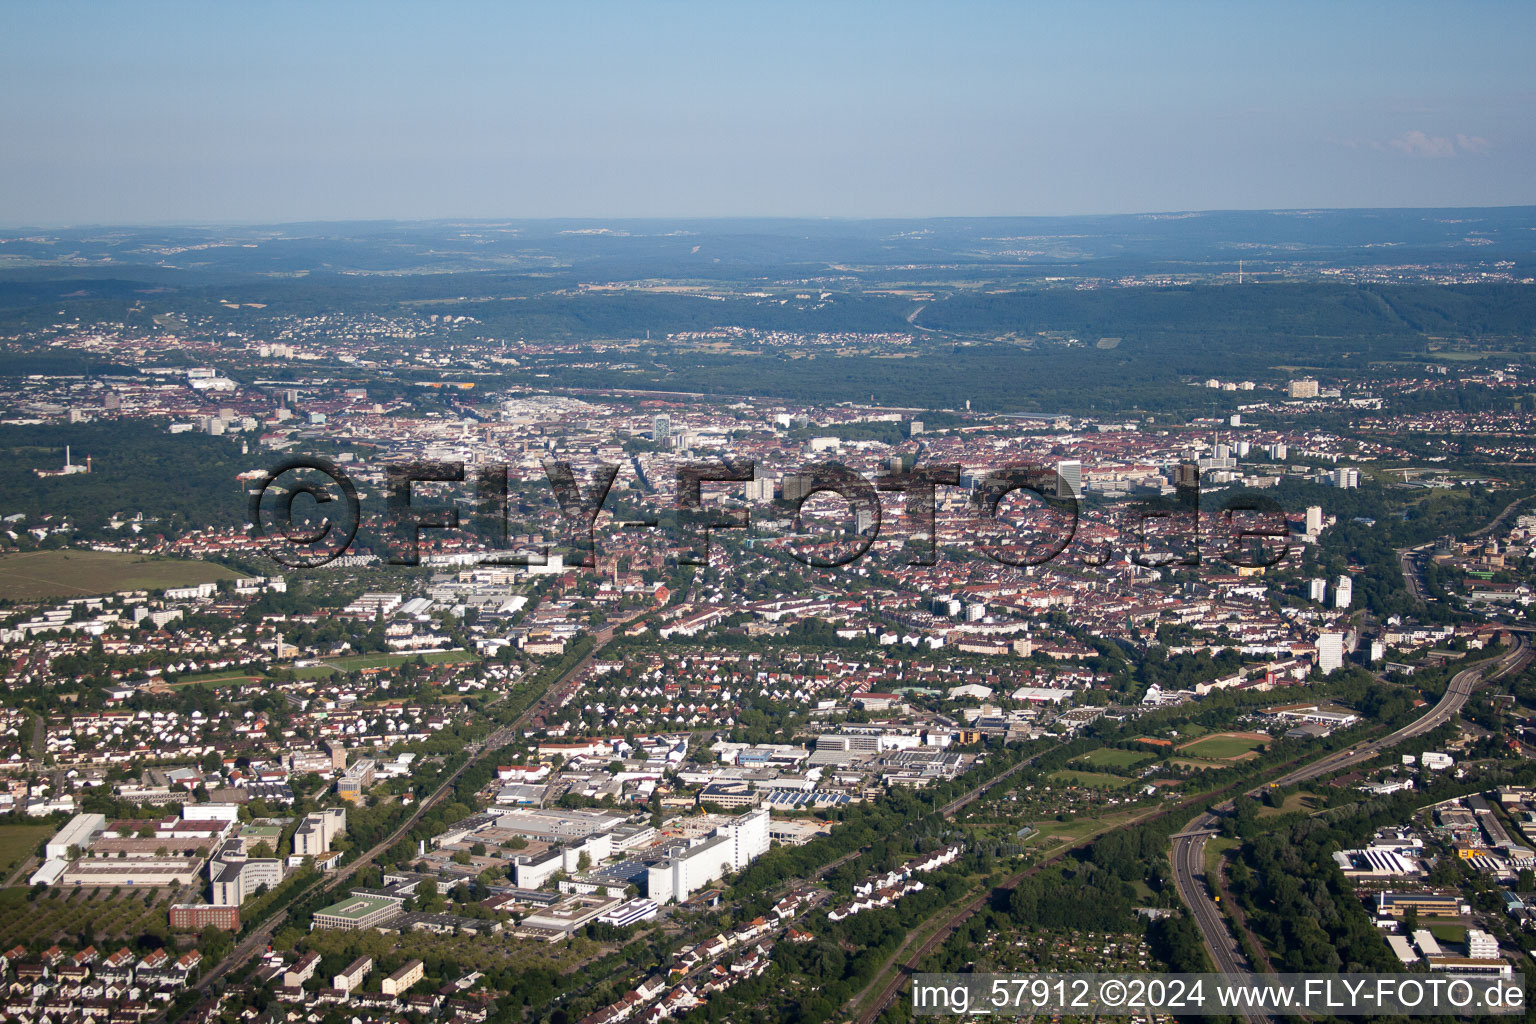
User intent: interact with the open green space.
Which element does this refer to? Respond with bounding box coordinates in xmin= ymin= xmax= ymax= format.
xmin=0 ymin=550 xmax=244 ymax=601
xmin=1047 ymin=769 xmax=1137 ymax=790
xmin=0 ymin=823 xmax=51 ymax=882
xmin=1428 ymin=922 xmax=1468 ymax=944
xmin=1178 ymin=732 xmax=1269 ymax=760
xmin=1204 ymin=835 xmax=1241 ymax=880
xmin=292 ymin=649 xmax=478 ymax=679
xmin=1258 ymin=791 xmax=1322 ymax=818
xmin=1072 ymin=748 xmax=1154 ymax=770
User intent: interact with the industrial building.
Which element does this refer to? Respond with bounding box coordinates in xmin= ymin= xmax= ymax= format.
xmin=45 ymin=813 xmax=106 ymax=861
xmin=646 ymin=808 xmax=769 ymax=904
xmin=1377 ymin=891 xmax=1469 ymax=918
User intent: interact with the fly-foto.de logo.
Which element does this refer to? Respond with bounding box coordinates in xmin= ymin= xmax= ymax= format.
xmin=246 ymin=456 xmax=1292 ymax=572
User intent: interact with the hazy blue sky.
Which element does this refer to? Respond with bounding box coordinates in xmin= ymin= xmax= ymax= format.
xmin=2 ymin=1 xmax=1533 ymax=225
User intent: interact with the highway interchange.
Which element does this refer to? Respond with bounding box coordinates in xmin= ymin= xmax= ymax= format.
xmin=1171 ymin=633 xmax=1533 ymax=1000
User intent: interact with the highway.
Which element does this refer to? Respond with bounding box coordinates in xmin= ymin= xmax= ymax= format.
xmin=1171 ymin=634 xmax=1532 ymax=1006
xmin=1397 ymin=495 xmax=1531 ymax=606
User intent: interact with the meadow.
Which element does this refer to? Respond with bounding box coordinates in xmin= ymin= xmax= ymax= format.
xmin=0 ymin=550 xmax=243 ymax=601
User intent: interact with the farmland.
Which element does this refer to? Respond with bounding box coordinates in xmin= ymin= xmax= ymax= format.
xmin=0 ymin=550 xmax=244 ymax=602
xmin=0 ymin=823 xmax=51 ymax=883
xmin=0 ymin=886 xmax=181 ymax=949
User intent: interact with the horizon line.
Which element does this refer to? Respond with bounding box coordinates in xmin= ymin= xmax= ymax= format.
xmin=5 ymin=202 xmax=1536 ymax=233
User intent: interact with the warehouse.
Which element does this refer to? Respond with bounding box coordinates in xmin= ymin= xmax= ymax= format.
xmin=60 ymin=857 xmax=202 ymax=888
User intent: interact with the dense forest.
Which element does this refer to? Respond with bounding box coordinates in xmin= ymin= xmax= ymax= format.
xmin=0 ymin=420 xmax=254 ymax=535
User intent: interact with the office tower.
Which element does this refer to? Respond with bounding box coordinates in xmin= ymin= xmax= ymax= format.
xmin=1057 ymin=460 xmax=1082 ymax=498
xmin=1317 ymin=632 xmax=1345 ymax=674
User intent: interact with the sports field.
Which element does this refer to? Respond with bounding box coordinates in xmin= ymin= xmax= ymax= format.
xmin=292 ymin=649 xmax=478 ymax=679
xmin=1176 ymin=731 xmax=1270 ymax=760
xmin=0 ymin=550 xmax=244 ymax=601
xmin=1072 ymin=747 xmax=1154 ymax=770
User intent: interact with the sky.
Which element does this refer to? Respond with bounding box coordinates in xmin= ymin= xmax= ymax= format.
xmin=2 ymin=1 xmax=1533 ymax=225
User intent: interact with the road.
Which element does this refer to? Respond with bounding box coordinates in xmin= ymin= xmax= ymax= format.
xmin=1171 ymin=634 xmax=1532 ymax=1005
xmin=1397 ymin=495 xmax=1532 ymax=605
xmin=1396 ymin=542 xmax=1433 ymax=603
xmin=1470 ymin=495 xmax=1532 ymax=540
xmin=848 ymin=745 xmax=1248 ymax=1024
xmin=187 ymin=613 xmax=638 ymax=1000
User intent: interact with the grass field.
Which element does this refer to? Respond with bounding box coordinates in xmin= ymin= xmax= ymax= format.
xmin=1428 ymin=922 xmax=1468 ymax=944
xmin=1048 ymin=769 xmax=1137 ymax=790
xmin=0 ymin=824 xmax=50 ymax=883
xmin=294 ymin=650 xmax=478 ymax=678
xmin=164 ymin=672 xmax=261 ymax=689
xmin=1177 ymin=732 xmax=1270 ymax=760
xmin=1203 ymin=835 xmax=1240 ymax=880
xmin=1072 ymin=748 xmax=1154 ymax=770
xmin=1257 ymin=791 xmax=1322 ymax=818
xmin=0 ymin=550 xmax=244 ymax=601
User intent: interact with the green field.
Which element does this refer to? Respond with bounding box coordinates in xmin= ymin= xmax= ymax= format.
xmin=1178 ymin=732 xmax=1269 ymax=760
xmin=1203 ymin=835 xmax=1241 ymax=880
xmin=1072 ymin=748 xmax=1154 ymax=770
xmin=0 ymin=824 xmax=51 ymax=883
xmin=0 ymin=550 xmax=244 ymax=601
xmin=293 ymin=650 xmax=478 ymax=679
xmin=1428 ymin=922 xmax=1468 ymax=943
xmin=1257 ymin=791 xmax=1322 ymax=818
xmin=1048 ymin=769 xmax=1137 ymax=790
xmin=164 ymin=672 xmax=261 ymax=689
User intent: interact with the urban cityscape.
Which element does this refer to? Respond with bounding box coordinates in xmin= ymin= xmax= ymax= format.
xmin=3 ymin=4 xmax=1536 ymax=1024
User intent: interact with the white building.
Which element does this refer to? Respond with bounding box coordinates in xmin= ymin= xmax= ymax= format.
xmin=293 ymin=808 xmax=347 ymax=858
xmin=1317 ymin=632 xmax=1345 ymax=675
xmin=46 ymin=813 xmax=106 ymax=861
xmin=1335 ymin=575 xmax=1353 ymax=610
xmin=647 ymin=808 xmax=769 ymax=904
xmin=1468 ymin=929 xmax=1500 ymax=960
xmin=1057 ymin=460 xmax=1082 ymax=498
